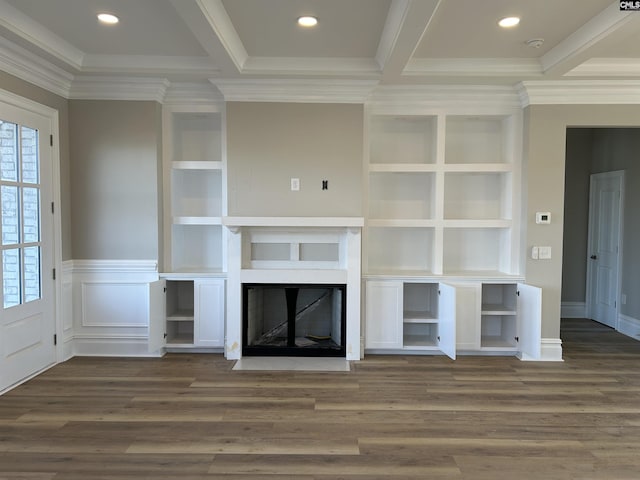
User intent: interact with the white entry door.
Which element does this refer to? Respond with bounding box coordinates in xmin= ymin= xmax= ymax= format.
xmin=587 ymin=171 xmax=624 ymax=329
xmin=1 ymin=95 xmax=56 ymax=392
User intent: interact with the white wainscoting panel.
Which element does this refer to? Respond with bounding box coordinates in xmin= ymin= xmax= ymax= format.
xmin=69 ymin=260 xmax=159 ymax=357
xmin=81 ymin=283 xmax=149 ymax=327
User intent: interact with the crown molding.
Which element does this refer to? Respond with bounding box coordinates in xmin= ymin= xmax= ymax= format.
xmin=565 ymin=58 xmax=640 ymax=77
xmin=212 ymin=78 xmax=379 ymax=103
xmin=69 ymin=76 xmax=170 ymax=102
xmin=0 ymin=36 xmax=73 ymax=98
xmin=367 ymin=85 xmax=522 ymax=113
xmin=0 ymin=0 xmax=84 ymax=70
xmin=518 ymin=80 xmax=640 ymax=106
xmin=404 ymin=58 xmax=543 ymax=78
xmin=81 ymin=54 xmax=219 ymax=77
xmin=240 ymin=56 xmax=381 ymax=77
xmin=163 ymin=81 xmax=224 ymax=105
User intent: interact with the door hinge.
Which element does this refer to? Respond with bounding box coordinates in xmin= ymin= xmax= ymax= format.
xmin=54 ymin=334 xmax=57 ymax=346
xmin=50 ymin=134 xmax=53 ymax=147
xmin=52 ymin=268 xmax=56 ymax=280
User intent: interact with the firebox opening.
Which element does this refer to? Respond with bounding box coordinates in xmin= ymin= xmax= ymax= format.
xmin=242 ymin=283 xmax=346 ymax=357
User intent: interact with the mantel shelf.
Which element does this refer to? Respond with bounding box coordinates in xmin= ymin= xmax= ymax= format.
xmin=223 ymin=217 xmax=364 ymax=228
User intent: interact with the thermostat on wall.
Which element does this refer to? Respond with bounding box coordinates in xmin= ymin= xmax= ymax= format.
xmin=536 ymin=212 xmax=551 ymax=224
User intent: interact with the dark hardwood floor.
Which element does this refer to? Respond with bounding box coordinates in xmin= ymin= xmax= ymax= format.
xmin=1 ymin=318 xmax=640 ymax=479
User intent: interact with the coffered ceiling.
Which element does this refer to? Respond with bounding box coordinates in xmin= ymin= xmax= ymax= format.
xmin=0 ymin=0 xmax=639 ymax=98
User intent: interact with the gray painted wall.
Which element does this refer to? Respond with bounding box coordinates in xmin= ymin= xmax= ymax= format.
xmin=562 ymin=129 xmax=593 ymax=303
xmin=563 ymin=128 xmax=640 ymax=322
xmin=591 ymin=129 xmax=640 ymax=320
xmin=525 ymin=105 xmax=640 ymax=340
xmin=68 ymin=100 xmax=161 ymax=260
xmin=0 ymin=72 xmax=72 ymax=260
xmin=226 ymin=102 xmax=363 ymax=217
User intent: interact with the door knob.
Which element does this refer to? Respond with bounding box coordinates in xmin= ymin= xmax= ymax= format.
xmin=590 ymin=255 xmax=597 ymax=260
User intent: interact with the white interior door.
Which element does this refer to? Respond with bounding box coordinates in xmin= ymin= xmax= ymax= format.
xmin=437 ymin=283 xmax=456 ymax=360
xmin=587 ymin=171 xmax=624 ymax=329
xmin=1 ymin=99 xmax=56 ymax=391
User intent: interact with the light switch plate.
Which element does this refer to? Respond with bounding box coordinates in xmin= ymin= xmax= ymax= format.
xmin=538 ymin=246 xmax=552 ymax=259
xmin=290 ymin=178 xmax=300 ymax=191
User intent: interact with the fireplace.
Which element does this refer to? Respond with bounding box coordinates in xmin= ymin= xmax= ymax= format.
xmin=243 ymin=284 xmax=346 ymax=356
xmin=223 ymin=217 xmax=363 ymax=360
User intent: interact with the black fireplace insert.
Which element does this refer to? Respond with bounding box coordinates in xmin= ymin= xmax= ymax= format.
xmin=242 ymin=283 xmax=346 ymax=357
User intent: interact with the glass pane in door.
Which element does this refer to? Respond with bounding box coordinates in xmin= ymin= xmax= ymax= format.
xmin=1 ymin=119 xmax=42 ymax=309
xmin=0 ymin=121 xmax=18 ymax=182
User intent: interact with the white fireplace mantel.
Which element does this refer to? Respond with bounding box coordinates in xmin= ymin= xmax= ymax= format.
xmin=223 ymin=216 xmax=364 ymax=229
xmin=223 ymin=216 xmax=363 ymax=361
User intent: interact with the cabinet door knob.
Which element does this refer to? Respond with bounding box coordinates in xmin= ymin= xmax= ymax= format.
xmin=590 ymin=255 xmax=597 ymax=260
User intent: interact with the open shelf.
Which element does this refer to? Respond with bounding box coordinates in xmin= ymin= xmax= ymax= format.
xmin=172 ymin=112 xmax=221 ymax=163
xmin=370 ymin=115 xmax=437 ymax=165
xmin=171 ymin=224 xmax=224 ymax=272
xmin=171 ymin=168 xmax=222 ymax=218
xmin=443 ymin=228 xmax=511 ymax=275
xmin=165 ymin=280 xmax=195 ymax=344
xmin=480 ymin=283 xmax=518 ymax=349
xmin=367 ymin=227 xmax=435 ymax=274
xmin=444 ymin=172 xmax=511 ymax=220
xmin=445 ymin=116 xmax=509 ymax=164
xmin=369 ymin=172 xmax=435 ymax=220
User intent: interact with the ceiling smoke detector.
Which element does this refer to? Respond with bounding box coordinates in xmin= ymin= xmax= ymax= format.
xmin=526 ymin=38 xmax=544 ymax=49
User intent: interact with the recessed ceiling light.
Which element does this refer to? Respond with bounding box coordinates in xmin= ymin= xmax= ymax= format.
xmin=498 ymin=16 xmax=520 ymax=28
xmin=97 ymin=13 xmax=119 ymax=25
xmin=297 ymin=16 xmax=318 ymax=27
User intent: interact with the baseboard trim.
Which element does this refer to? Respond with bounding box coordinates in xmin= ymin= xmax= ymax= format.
xmin=73 ymin=335 xmax=161 ymax=358
xmin=618 ymin=314 xmax=640 ymax=342
xmin=520 ymin=338 xmax=563 ymax=361
xmin=561 ymin=301 xmax=586 ymax=318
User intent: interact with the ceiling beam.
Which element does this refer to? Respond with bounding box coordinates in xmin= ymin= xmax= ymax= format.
xmin=169 ymin=0 xmax=244 ymax=76
xmin=376 ymin=0 xmax=442 ymax=83
xmin=541 ymin=2 xmax=634 ymax=77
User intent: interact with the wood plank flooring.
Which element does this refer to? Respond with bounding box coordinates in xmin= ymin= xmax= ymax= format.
xmin=1 ymin=318 xmax=640 ymax=479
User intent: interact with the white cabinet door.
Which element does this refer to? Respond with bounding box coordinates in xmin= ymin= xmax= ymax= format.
xmin=438 ymin=283 xmax=456 ymax=360
xmin=365 ymin=280 xmax=403 ymax=349
xmin=148 ymin=279 xmax=166 ymax=353
xmin=194 ymin=278 xmax=225 ymax=347
xmin=453 ymin=283 xmax=480 ymax=351
xmin=517 ymin=283 xmax=542 ymax=360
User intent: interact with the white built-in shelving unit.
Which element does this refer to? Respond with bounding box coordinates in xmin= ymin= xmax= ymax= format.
xmin=163 ymin=105 xmax=226 ymax=274
xmin=364 ymin=112 xmax=521 ymax=277
xmin=149 ymin=104 xmax=227 ymax=352
xmin=363 ymin=99 xmax=541 ymax=359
